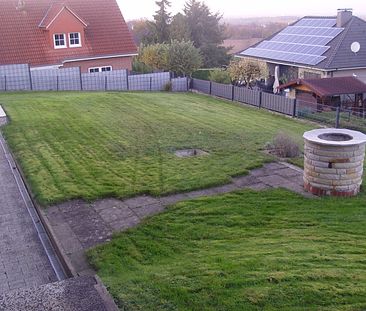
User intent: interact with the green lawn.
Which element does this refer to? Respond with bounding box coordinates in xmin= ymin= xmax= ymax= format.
xmin=2 ymin=91 xmax=366 ymax=310
xmin=0 ymin=91 xmax=312 ymax=205
xmin=88 ymin=189 xmax=366 ymax=311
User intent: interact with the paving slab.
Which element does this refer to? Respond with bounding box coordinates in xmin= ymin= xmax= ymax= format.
xmin=45 ymin=161 xmax=311 ymax=276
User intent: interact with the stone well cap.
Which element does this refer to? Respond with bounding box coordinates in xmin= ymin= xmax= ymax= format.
xmin=303 ymin=128 xmax=366 ymax=146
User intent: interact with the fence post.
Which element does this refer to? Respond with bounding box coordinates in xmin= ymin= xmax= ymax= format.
xmin=28 ymin=65 xmax=33 ymax=91
xmin=149 ymin=77 xmax=152 ymax=91
xmin=209 ymin=81 xmax=212 ymax=95
xmin=335 ymin=106 xmax=341 ymax=128
xmin=126 ymin=70 xmax=129 ymax=91
xmin=79 ymin=67 xmax=83 ymax=91
xmin=258 ymin=91 xmax=262 ymax=109
xmin=105 ymin=76 xmax=107 ymax=91
xmin=4 ymin=75 xmax=6 ymax=92
xmin=231 ymin=85 xmax=235 ymax=101
xmin=292 ymin=99 xmax=297 ymax=118
xmin=56 ymin=75 xmax=59 ymax=91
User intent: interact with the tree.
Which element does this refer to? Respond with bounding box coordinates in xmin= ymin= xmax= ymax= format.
xmin=153 ymin=0 xmax=171 ymax=43
xmin=139 ymin=41 xmax=202 ymax=76
xmin=169 ymin=13 xmax=191 ymax=42
xmin=128 ymin=19 xmax=158 ymax=45
xmin=228 ymin=59 xmax=268 ymax=87
xmin=139 ymin=43 xmax=169 ymax=71
xmin=183 ymin=0 xmax=229 ymax=67
xmin=166 ymin=40 xmax=202 ymax=76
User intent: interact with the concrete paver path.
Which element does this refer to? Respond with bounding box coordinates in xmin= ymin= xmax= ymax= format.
xmin=0 ymin=135 xmax=57 ymax=293
xmin=45 ymin=161 xmax=313 ymax=275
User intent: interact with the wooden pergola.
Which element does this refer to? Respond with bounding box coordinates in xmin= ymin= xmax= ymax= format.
xmin=279 ymin=77 xmax=366 ymax=114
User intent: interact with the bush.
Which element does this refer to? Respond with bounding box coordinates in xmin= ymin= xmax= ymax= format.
xmin=271 ymin=132 xmax=300 ymax=158
xmin=209 ymin=69 xmax=231 ymax=84
xmin=192 ymin=69 xmax=216 ymax=81
xmin=139 ymin=40 xmax=202 ymax=77
xmin=163 ymin=81 xmax=172 ymax=92
xmin=132 ymin=58 xmax=153 ymax=74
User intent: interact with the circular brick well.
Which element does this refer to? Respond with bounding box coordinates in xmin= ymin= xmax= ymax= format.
xmin=303 ymin=128 xmax=366 ymax=197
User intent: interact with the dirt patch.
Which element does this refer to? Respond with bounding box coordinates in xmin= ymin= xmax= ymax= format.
xmin=174 ymin=149 xmax=209 ymax=158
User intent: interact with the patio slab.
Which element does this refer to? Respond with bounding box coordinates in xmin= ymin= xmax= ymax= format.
xmin=44 ymin=161 xmax=311 ymax=275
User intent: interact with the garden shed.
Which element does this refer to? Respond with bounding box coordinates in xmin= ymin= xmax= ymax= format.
xmin=279 ymin=76 xmax=366 ymax=113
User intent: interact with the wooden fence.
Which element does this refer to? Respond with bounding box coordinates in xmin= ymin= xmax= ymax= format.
xmin=191 ymin=78 xmax=296 ymax=117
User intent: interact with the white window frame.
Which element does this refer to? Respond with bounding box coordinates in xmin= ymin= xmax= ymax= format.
xmin=53 ymin=33 xmax=67 ymax=49
xmin=88 ymin=66 xmax=113 ymax=73
xmin=69 ymin=32 xmax=81 ymax=47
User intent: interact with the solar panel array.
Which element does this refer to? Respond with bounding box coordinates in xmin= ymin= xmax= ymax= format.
xmin=295 ymin=18 xmax=336 ymax=27
xmin=240 ymin=18 xmax=344 ymax=66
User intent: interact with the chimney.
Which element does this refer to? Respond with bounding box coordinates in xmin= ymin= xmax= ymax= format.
xmin=337 ymin=9 xmax=353 ymax=27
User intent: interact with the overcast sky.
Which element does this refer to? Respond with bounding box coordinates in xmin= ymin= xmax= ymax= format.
xmin=117 ymin=0 xmax=366 ymax=21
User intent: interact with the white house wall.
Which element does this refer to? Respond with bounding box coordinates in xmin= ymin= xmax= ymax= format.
xmin=330 ymin=69 xmax=366 ymax=83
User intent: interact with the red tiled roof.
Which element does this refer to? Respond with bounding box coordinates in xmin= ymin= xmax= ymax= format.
xmin=39 ymin=4 xmax=88 ymax=28
xmin=279 ymin=77 xmax=366 ymax=97
xmin=0 ymin=0 xmax=137 ymax=67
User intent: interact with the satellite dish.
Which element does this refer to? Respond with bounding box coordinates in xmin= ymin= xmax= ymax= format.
xmin=351 ymin=42 xmax=361 ymax=53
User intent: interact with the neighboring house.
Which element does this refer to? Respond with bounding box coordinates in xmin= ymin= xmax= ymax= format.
xmin=278 ymin=77 xmax=366 ymax=112
xmin=237 ymin=9 xmax=366 ymax=84
xmin=0 ymin=0 xmax=137 ymax=73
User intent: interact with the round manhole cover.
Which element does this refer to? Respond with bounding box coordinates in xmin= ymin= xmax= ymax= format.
xmin=174 ymin=149 xmax=209 ymax=158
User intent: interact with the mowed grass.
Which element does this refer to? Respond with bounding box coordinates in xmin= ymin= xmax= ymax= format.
xmin=0 ymin=91 xmax=312 ymax=205
xmin=88 ymin=189 xmax=366 ymax=311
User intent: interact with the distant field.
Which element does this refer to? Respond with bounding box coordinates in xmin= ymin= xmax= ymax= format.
xmin=88 ymin=189 xmax=366 ymax=311
xmin=0 ymin=91 xmax=312 ymax=205
xmin=223 ymin=38 xmax=262 ymax=54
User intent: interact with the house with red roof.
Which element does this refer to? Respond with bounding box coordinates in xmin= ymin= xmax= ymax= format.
xmin=0 ymin=0 xmax=137 ymax=73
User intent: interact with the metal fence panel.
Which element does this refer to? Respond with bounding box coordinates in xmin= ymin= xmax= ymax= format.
xmin=128 ymin=72 xmax=170 ymax=91
xmin=58 ymin=68 xmax=81 ymax=90
xmin=81 ymin=73 xmax=106 ymax=91
xmin=192 ymin=78 xmax=211 ymax=94
xmin=0 ymin=76 xmax=5 ymax=91
xmin=81 ymin=70 xmax=128 ymax=91
xmin=211 ymin=82 xmax=233 ymax=100
xmin=105 ymin=70 xmax=128 ymax=91
xmin=296 ymin=100 xmax=337 ymax=126
xmin=172 ymin=77 xmax=188 ymax=92
xmin=262 ymin=92 xmax=294 ymax=115
xmin=31 ymin=67 xmax=81 ymax=91
xmin=128 ymin=76 xmax=151 ymax=91
xmin=233 ymin=87 xmax=260 ymax=106
xmin=31 ymin=73 xmax=57 ymax=91
xmin=0 ymin=64 xmax=31 ymax=91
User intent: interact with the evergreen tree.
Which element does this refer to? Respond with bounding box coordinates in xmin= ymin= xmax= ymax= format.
xmin=169 ymin=13 xmax=191 ymax=42
xmin=184 ymin=0 xmax=230 ymax=67
xmin=153 ymin=0 xmax=171 ymax=43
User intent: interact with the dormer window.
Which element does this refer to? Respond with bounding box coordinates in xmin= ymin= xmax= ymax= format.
xmin=69 ymin=32 xmax=81 ymax=47
xmin=53 ymin=33 xmax=66 ymax=49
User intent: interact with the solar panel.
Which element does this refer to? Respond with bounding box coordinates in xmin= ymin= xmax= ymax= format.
xmin=281 ymin=26 xmax=343 ymax=37
xmin=239 ymin=18 xmax=343 ymax=66
xmin=243 ymin=48 xmax=326 ymax=66
xmin=257 ymin=41 xmax=329 ymax=55
xmin=295 ymin=18 xmax=336 ymax=27
xmin=272 ymin=34 xmax=332 ymax=46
